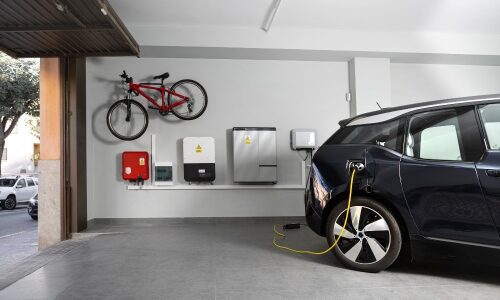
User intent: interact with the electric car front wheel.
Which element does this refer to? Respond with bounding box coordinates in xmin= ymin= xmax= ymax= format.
xmin=326 ymin=197 xmax=402 ymax=273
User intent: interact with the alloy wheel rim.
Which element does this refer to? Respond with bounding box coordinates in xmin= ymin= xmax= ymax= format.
xmin=5 ymin=198 xmax=15 ymax=209
xmin=333 ymin=205 xmax=391 ymax=264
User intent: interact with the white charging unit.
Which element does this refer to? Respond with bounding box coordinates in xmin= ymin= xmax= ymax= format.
xmin=291 ymin=129 xmax=317 ymax=150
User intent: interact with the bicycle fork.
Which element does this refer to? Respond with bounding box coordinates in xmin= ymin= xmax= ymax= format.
xmin=125 ymin=98 xmax=132 ymax=122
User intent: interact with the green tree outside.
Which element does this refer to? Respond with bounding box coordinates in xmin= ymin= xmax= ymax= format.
xmin=0 ymin=52 xmax=40 ymax=176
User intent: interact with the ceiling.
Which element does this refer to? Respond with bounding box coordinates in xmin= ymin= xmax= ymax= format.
xmin=110 ymin=0 xmax=500 ymax=35
xmin=0 ymin=0 xmax=139 ymax=58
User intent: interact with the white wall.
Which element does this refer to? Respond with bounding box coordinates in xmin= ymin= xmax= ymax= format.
xmin=86 ymin=58 xmax=349 ymax=219
xmin=349 ymin=58 xmax=391 ymax=116
xmin=391 ymin=63 xmax=500 ymax=106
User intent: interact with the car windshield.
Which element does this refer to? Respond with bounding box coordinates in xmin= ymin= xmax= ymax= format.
xmin=0 ymin=179 xmax=16 ymax=187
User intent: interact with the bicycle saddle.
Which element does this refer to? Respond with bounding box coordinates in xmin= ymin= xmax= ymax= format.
xmin=153 ymin=72 xmax=170 ymax=80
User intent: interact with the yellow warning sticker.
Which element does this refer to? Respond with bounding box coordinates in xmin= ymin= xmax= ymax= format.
xmin=139 ymin=157 xmax=145 ymax=166
xmin=245 ymin=135 xmax=251 ymax=145
xmin=195 ymin=144 xmax=203 ymax=153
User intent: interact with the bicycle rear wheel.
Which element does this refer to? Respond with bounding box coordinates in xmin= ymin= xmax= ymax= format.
xmin=167 ymin=79 xmax=208 ymax=120
xmin=107 ymin=99 xmax=149 ymax=141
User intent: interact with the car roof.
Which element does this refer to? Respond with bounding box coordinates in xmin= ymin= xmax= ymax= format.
xmin=340 ymin=94 xmax=500 ymax=127
xmin=0 ymin=176 xmax=34 ymax=180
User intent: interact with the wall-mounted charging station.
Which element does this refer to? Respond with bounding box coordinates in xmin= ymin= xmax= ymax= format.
xmin=291 ymin=129 xmax=317 ymax=186
xmin=291 ymin=129 xmax=316 ymax=150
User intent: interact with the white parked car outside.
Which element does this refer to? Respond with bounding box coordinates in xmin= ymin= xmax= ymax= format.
xmin=0 ymin=176 xmax=38 ymax=210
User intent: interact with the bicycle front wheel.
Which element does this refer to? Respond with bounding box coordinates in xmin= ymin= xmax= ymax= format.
xmin=107 ymin=99 xmax=149 ymax=141
xmin=167 ymin=79 xmax=208 ymax=120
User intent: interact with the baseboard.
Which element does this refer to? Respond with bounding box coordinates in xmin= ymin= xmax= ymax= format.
xmin=87 ymin=216 xmax=305 ymax=226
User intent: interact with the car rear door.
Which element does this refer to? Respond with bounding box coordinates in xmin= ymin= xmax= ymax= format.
xmin=400 ymin=106 xmax=499 ymax=245
xmin=26 ymin=178 xmax=37 ymax=198
xmin=476 ymin=103 xmax=500 ymax=240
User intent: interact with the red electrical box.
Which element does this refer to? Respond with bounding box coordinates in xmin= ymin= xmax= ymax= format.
xmin=122 ymin=151 xmax=149 ymax=182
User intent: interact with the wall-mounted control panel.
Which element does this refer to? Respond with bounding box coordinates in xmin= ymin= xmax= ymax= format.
xmin=153 ymin=162 xmax=173 ymax=185
xmin=233 ymin=127 xmax=277 ymax=184
xmin=291 ymin=129 xmax=316 ymax=150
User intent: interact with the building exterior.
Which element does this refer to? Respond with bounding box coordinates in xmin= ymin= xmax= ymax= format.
xmin=2 ymin=115 xmax=40 ymax=176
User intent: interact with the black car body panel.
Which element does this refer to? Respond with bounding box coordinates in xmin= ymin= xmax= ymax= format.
xmin=401 ymin=156 xmax=499 ymax=245
xmin=306 ymin=95 xmax=500 ymax=265
xmin=28 ymin=197 xmax=38 ymax=218
xmin=476 ymin=151 xmax=500 ymax=235
xmin=307 ymin=144 xmax=418 ymax=238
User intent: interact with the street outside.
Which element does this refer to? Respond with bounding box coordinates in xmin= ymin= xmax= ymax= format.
xmin=0 ymin=206 xmax=38 ymax=270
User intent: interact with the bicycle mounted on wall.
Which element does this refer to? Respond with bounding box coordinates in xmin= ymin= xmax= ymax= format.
xmin=106 ymin=70 xmax=208 ymax=141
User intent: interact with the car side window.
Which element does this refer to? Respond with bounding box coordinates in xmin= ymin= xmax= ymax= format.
xmin=27 ymin=178 xmax=35 ymax=187
xmin=17 ymin=179 xmax=26 ymax=188
xmin=325 ymin=119 xmax=405 ymax=153
xmin=406 ymin=107 xmax=484 ymax=162
xmin=479 ymin=103 xmax=500 ymax=150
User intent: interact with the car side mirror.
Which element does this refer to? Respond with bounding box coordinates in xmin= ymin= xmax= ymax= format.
xmin=16 ymin=184 xmax=23 ymax=189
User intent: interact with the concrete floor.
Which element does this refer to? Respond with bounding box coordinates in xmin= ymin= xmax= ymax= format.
xmin=0 ymin=220 xmax=499 ymax=299
xmin=0 ymin=207 xmax=38 ymax=270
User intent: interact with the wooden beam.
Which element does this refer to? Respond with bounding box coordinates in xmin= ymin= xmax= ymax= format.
xmin=97 ymin=0 xmax=140 ymax=57
xmin=0 ymin=25 xmax=114 ymax=33
xmin=59 ymin=0 xmax=86 ymax=28
xmin=16 ymin=51 xmax=135 ymax=58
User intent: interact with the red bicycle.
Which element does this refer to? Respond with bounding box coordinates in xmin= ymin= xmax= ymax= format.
xmin=106 ymin=70 xmax=208 ymax=140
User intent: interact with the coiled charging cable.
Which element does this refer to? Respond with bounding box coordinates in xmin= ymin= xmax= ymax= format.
xmin=272 ymin=169 xmax=356 ymax=255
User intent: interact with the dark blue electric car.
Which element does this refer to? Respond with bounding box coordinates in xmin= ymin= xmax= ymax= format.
xmin=306 ymin=94 xmax=500 ymax=272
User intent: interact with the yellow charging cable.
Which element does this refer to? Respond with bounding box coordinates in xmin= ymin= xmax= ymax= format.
xmin=272 ymin=169 xmax=356 ymax=255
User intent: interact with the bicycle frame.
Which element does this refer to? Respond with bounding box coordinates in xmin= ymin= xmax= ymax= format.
xmin=128 ymin=82 xmax=189 ymax=112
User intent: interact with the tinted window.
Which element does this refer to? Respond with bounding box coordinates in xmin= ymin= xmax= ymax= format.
xmin=0 ymin=179 xmax=15 ymax=187
xmin=406 ymin=107 xmax=484 ymax=162
xmin=17 ymin=179 xmax=26 ymax=188
xmin=479 ymin=103 xmax=500 ymax=150
xmin=27 ymin=178 xmax=35 ymax=187
xmin=326 ymin=119 xmax=404 ymax=152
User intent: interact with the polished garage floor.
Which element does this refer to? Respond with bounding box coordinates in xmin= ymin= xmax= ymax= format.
xmin=0 ymin=220 xmax=499 ymax=299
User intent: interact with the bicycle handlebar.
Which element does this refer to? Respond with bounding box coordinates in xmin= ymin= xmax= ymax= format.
xmin=120 ymin=70 xmax=133 ymax=83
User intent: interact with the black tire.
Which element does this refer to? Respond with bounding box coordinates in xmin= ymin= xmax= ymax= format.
xmin=4 ymin=195 xmax=17 ymax=210
xmin=30 ymin=215 xmax=38 ymax=220
xmin=167 ymin=79 xmax=208 ymax=120
xmin=107 ymin=99 xmax=149 ymax=141
xmin=326 ymin=196 xmax=402 ymax=273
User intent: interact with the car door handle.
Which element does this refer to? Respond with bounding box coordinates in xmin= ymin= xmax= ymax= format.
xmin=486 ymin=169 xmax=500 ymax=177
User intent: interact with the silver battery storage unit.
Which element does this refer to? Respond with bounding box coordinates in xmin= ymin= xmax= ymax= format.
xmin=233 ymin=127 xmax=277 ymax=184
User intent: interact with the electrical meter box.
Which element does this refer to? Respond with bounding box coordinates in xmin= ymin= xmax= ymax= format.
xmin=291 ymin=129 xmax=316 ymax=150
xmin=183 ymin=137 xmax=215 ymax=183
xmin=233 ymin=127 xmax=277 ymax=184
xmin=153 ymin=162 xmax=173 ymax=185
xmin=122 ymin=151 xmax=149 ymax=182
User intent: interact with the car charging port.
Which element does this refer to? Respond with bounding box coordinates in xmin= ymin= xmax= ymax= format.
xmin=347 ymin=160 xmax=365 ymax=173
